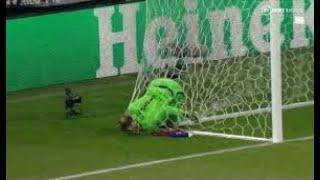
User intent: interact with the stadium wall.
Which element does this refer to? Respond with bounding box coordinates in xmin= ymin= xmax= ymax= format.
xmin=6 ymin=0 xmax=313 ymax=92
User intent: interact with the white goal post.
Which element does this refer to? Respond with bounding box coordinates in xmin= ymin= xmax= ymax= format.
xmin=270 ymin=0 xmax=283 ymax=143
xmin=130 ymin=0 xmax=314 ymax=143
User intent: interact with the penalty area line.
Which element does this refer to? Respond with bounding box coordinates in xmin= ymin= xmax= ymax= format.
xmin=50 ymin=135 xmax=313 ymax=180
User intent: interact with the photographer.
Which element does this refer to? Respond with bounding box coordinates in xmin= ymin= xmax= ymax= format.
xmin=65 ymin=88 xmax=82 ymax=118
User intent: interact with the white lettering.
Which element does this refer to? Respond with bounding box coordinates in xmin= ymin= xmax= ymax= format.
xmin=94 ymin=4 xmax=139 ymax=78
xmin=291 ymin=0 xmax=314 ymax=48
xmin=250 ymin=1 xmax=283 ymax=53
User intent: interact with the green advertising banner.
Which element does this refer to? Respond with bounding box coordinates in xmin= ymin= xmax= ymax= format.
xmin=6 ymin=9 xmax=100 ymax=92
xmin=6 ymin=0 xmax=313 ymax=92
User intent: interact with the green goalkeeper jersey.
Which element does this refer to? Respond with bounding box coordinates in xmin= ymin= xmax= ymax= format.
xmin=128 ymin=78 xmax=184 ymax=133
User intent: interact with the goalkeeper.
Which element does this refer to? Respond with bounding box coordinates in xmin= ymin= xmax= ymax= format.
xmin=119 ymin=78 xmax=191 ymax=138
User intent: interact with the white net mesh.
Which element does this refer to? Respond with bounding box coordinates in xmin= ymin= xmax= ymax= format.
xmin=130 ymin=0 xmax=314 ymax=139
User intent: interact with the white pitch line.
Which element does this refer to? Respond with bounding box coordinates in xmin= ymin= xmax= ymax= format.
xmin=50 ymin=135 xmax=314 ymax=180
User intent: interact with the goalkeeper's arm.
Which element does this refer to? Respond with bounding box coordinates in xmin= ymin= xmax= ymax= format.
xmin=154 ymin=106 xmax=193 ymax=138
xmin=164 ymin=106 xmax=184 ymax=127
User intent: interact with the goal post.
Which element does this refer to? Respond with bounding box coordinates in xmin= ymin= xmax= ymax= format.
xmin=130 ymin=0 xmax=314 ymax=143
xmin=270 ymin=0 xmax=283 ymax=143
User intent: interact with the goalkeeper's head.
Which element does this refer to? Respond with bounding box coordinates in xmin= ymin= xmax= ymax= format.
xmin=119 ymin=115 xmax=141 ymax=134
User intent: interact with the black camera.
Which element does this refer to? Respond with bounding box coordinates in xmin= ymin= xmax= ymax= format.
xmin=66 ymin=96 xmax=82 ymax=106
xmin=65 ymin=88 xmax=82 ymax=118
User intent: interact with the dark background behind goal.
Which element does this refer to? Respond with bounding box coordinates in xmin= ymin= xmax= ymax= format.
xmin=6 ymin=0 xmax=145 ymax=18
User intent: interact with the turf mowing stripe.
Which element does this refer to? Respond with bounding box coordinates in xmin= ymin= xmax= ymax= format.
xmin=6 ymin=80 xmax=134 ymax=104
xmin=50 ymin=135 xmax=314 ymax=180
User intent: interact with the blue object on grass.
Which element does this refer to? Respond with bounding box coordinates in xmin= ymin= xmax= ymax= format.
xmin=169 ymin=130 xmax=191 ymax=138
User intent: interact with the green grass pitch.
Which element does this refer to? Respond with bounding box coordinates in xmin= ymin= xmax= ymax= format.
xmin=6 ymin=74 xmax=313 ymax=180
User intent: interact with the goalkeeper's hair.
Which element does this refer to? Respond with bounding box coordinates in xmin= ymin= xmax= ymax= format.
xmin=119 ymin=115 xmax=133 ymax=131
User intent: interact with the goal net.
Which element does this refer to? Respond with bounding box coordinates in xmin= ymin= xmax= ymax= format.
xmin=130 ymin=0 xmax=314 ymax=142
